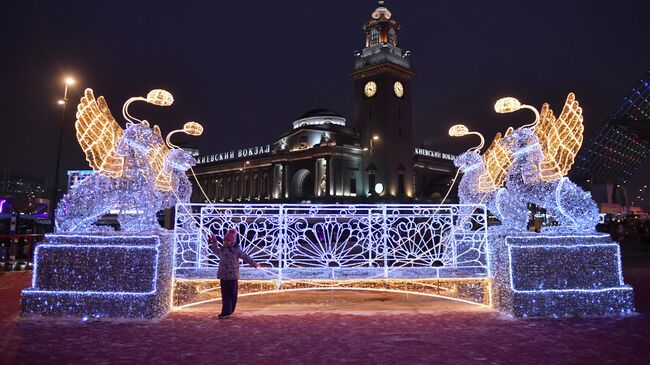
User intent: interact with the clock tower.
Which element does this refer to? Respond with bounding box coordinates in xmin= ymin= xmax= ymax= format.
xmin=352 ymin=1 xmax=414 ymax=198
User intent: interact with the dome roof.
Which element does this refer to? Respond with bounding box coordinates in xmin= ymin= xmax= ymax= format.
xmin=297 ymin=108 xmax=344 ymax=120
xmin=371 ymin=1 xmax=392 ymax=20
xmin=293 ymin=108 xmax=346 ymax=130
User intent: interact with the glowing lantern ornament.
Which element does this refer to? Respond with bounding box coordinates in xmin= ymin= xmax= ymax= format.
xmin=146 ymin=89 xmax=174 ymax=106
xmin=448 ymin=124 xmax=485 ymax=150
xmin=494 ymin=97 xmax=522 ymax=113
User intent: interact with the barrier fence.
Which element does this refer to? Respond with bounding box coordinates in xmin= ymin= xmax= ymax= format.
xmin=173 ymin=204 xmax=489 ymax=281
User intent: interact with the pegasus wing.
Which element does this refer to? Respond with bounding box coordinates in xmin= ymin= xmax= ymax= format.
xmin=536 ymin=93 xmax=584 ymax=181
xmin=148 ymin=125 xmax=173 ymax=192
xmin=75 ymin=88 xmax=124 ymax=178
xmin=478 ymin=132 xmax=513 ymax=193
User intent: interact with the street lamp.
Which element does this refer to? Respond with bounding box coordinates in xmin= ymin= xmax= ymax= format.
xmin=240 ymin=161 xmax=250 ymax=200
xmin=367 ymin=135 xmax=380 ymax=195
xmin=50 ymin=76 xmax=75 ymax=222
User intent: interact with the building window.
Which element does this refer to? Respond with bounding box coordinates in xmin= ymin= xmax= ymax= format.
xmin=299 ymin=136 xmax=308 ymax=149
xmin=369 ymin=28 xmax=379 ymax=46
xmin=253 ymin=175 xmax=259 ymax=198
xmin=388 ymin=28 xmax=397 ymax=46
xmin=263 ymin=175 xmax=270 ymax=198
xmin=398 ymin=173 xmax=405 ymax=196
xmin=350 ymin=178 xmax=356 ymax=195
xmin=244 ymin=176 xmax=250 ymax=199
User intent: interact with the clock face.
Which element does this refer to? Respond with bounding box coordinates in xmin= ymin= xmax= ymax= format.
xmin=364 ymin=81 xmax=377 ymax=97
xmin=394 ymin=81 xmax=404 ymax=98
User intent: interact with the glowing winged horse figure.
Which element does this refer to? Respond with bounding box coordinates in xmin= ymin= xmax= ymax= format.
xmin=450 ymin=93 xmax=598 ymax=231
xmin=55 ymin=88 xmax=204 ymax=232
xmin=496 ymin=93 xmax=598 ymax=231
xmin=449 ymin=125 xmax=512 ymax=222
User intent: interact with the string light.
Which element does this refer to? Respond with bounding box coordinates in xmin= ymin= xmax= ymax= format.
xmin=535 ymin=93 xmax=584 ymax=181
xmin=493 ymin=93 xmax=598 ymax=230
xmin=488 ymin=233 xmax=635 ymax=317
xmin=56 ymin=88 xmax=203 ymax=232
xmin=478 ymin=132 xmax=513 ymax=193
xmin=21 ymin=233 xmax=174 ymax=318
xmin=173 ymin=203 xmax=490 ymax=306
xmin=75 ymin=88 xmax=125 ymax=178
xmin=173 ymin=278 xmax=490 ymax=309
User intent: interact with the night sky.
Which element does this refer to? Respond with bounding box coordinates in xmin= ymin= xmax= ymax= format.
xmin=1 ymin=0 xmax=649 ymax=189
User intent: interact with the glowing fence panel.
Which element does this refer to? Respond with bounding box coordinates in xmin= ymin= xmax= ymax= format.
xmin=173 ymin=204 xmax=488 ymax=279
xmin=283 ymin=205 xmax=374 ymax=268
xmin=199 ymin=205 xmax=282 ymax=268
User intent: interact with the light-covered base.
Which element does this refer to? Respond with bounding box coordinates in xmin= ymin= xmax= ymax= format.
xmin=172 ymin=278 xmax=490 ymax=309
xmin=488 ymin=229 xmax=635 ymax=317
xmin=21 ymin=231 xmax=174 ymax=319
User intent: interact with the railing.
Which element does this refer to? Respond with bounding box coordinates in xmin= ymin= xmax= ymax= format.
xmin=173 ymin=204 xmax=488 ymax=280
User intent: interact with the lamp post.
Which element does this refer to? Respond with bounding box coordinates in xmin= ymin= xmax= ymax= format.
xmin=239 ymin=160 xmax=250 ymax=200
xmin=50 ymin=77 xmax=75 ymax=222
xmin=364 ymin=135 xmax=379 ymax=195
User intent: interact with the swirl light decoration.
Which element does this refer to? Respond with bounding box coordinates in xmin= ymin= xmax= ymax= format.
xmin=172 ymin=203 xmax=491 ymax=308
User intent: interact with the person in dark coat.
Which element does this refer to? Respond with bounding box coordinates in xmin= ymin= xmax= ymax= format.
xmin=208 ymin=228 xmax=260 ymax=319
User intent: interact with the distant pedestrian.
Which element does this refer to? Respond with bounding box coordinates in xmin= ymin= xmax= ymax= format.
xmin=208 ymin=228 xmax=260 ymax=319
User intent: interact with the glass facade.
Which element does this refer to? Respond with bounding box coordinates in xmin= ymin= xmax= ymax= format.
xmin=573 ymin=69 xmax=650 ymax=183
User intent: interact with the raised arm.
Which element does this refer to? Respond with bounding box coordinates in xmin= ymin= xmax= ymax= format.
xmin=208 ymin=234 xmax=222 ymax=257
xmin=238 ymin=248 xmax=259 ymax=267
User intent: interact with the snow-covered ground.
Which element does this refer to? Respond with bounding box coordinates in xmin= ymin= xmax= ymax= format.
xmin=1 ymin=251 xmax=650 ymax=365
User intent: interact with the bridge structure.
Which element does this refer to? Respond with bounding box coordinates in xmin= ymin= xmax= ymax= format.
xmin=172 ymin=203 xmax=491 ymax=309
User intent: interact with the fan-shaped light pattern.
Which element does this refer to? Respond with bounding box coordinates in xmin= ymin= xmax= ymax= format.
xmin=173 ymin=204 xmax=489 ymax=281
xmin=535 ymin=92 xmax=584 ymax=181
xmin=75 ymin=88 xmax=124 ymax=178
xmin=478 ymin=133 xmax=513 ymax=193
xmin=148 ymin=125 xmax=173 ymax=192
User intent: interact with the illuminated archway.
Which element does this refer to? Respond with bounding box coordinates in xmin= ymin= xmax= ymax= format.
xmin=290 ymin=169 xmax=313 ymax=199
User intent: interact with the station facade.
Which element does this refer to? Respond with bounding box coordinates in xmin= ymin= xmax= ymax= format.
xmin=190 ymin=2 xmax=455 ymax=203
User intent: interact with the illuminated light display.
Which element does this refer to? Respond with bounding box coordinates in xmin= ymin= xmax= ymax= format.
xmin=494 ymin=97 xmax=522 ymax=114
xmin=148 ymin=125 xmax=173 ymax=192
xmin=535 ymin=93 xmax=584 ymax=181
xmin=488 ymin=232 xmax=634 ymax=317
xmin=450 ymin=125 xmax=507 ymax=223
xmin=452 ymin=94 xmax=598 ymax=231
xmin=478 ymin=132 xmax=513 ymax=193
xmin=56 ymin=88 xmax=203 ymax=232
xmin=173 ymin=203 xmax=489 ymax=281
xmin=172 ymin=278 xmax=490 ymax=309
xmin=493 ymin=93 xmax=598 ymax=231
xmin=146 ymin=89 xmax=174 ymax=106
xmin=21 ymin=233 xmax=174 ymax=318
xmin=75 ymin=88 xmax=125 ymax=178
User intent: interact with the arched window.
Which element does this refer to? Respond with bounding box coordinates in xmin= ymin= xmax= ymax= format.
xmin=369 ymin=28 xmax=379 ymax=46
xmin=388 ymin=28 xmax=397 ymax=46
